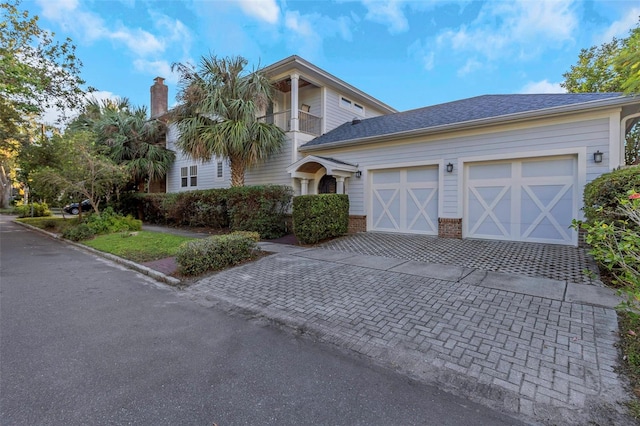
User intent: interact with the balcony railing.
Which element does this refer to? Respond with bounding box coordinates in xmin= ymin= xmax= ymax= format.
xmin=258 ymin=110 xmax=321 ymax=136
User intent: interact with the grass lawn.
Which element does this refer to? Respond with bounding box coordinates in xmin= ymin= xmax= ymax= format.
xmin=83 ymin=231 xmax=197 ymax=263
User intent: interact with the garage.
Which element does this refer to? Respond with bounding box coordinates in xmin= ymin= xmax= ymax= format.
xmin=370 ymin=166 xmax=439 ymax=234
xmin=464 ymin=156 xmax=578 ymax=245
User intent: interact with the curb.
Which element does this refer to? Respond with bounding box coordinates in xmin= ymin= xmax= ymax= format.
xmin=14 ymin=220 xmax=182 ymax=286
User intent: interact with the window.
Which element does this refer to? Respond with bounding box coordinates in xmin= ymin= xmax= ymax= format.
xmin=339 ymin=95 xmax=364 ymax=116
xmin=217 ymin=161 xmax=223 ymax=178
xmin=181 ymin=166 xmax=197 ymax=187
xmin=180 ymin=167 xmax=188 ymax=187
xmin=189 ymin=165 xmax=198 ymax=186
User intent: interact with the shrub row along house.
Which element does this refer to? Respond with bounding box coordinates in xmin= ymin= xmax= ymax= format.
xmin=150 ymin=55 xmax=640 ymax=247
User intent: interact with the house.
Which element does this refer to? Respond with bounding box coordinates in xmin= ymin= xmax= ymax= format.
xmin=151 ymin=55 xmax=640 ymax=246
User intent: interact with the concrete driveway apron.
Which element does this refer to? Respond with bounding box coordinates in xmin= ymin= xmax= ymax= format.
xmin=183 ymin=233 xmax=631 ymax=425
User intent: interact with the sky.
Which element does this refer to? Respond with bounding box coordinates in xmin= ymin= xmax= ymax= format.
xmin=21 ymin=0 xmax=640 ymax=123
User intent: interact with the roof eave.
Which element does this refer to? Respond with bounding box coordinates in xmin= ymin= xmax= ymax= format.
xmin=263 ymin=55 xmax=398 ymax=114
xmin=300 ymin=95 xmax=635 ymax=152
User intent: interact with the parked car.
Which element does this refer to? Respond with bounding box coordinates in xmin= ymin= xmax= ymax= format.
xmin=63 ymin=199 xmax=92 ymax=215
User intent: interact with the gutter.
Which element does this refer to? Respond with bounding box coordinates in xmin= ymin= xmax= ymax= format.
xmin=299 ymin=95 xmax=638 ymax=153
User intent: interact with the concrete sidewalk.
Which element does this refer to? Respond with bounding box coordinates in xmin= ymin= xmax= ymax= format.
xmin=181 ymin=242 xmax=631 ymax=425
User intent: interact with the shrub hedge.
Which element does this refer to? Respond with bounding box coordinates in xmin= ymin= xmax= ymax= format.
xmin=14 ymin=202 xmax=51 ymax=218
xmin=175 ymin=234 xmax=259 ymax=276
xmin=132 ymin=185 xmax=292 ymax=238
xmin=226 ymin=185 xmax=293 ymax=239
xmin=292 ymin=194 xmax=349 ymax=244
xmin=583 ymin=166 xmax=640 ymax=223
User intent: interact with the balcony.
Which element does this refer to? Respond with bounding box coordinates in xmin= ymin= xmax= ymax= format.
xmin=258 ymin=109 xmax=322 ymax=136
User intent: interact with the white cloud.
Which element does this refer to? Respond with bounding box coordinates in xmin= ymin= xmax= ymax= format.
xmin=109 ymin=26 xmax=165 ymax=57
xmin=451 ymin=1 xmax=576 ymax=57
xmin=361 ymin=0 xmax=409 ymax=34
xmin=152 ymin=13 xmax=193 ymax=57
xmin=36 ymin=0 xmax=170 ymax=57
xmin=285 ymin=10 xmax=315 ymax=37
xmin=283 ymin=10 xmax=354 ymax=58
xmin=457 ymin=58 xmax=483 ymax=76
xmin=407 ymin=39 xmax=434 ymax=70
xmin=236 ymin=0 xmax=280 ymax=24
xmin=598 ymin=7 xmax=640 ymax=43
xmin=37 ymin=0 xmax=78 ymax=20
xmin=133 ymin=60 xmax=180 ymax=85
xmin=39 ymin=90 xmax=118 ymax=126
xmin=519 ymin=80 xmax=566 ymax=94
xmin=418 ymin=0 xmax=579 ymax=75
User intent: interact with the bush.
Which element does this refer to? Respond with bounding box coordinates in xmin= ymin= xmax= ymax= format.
xmin=137 ymin=193 xmax=167 ymax=223
xmin=230 ymin=230 xmax=261 ymax=242
xmin=583 ymin=166 xmax=640 ymax=223
xmin=226 ymin=185 xmax=293 ymax=239
xmin=62 ymin=223 xmax=95 ymax=241
xmin=137 ymin=190 xmax=229 ymax=228
xmin=83 ymin=208 xmax=142 ymax=235
xmin=107 ymin=192 xmax=142 ymax=218
xmin=575 ymin=192 xmax=640 ymax=312
xmin=292 ymin=194 xmax=349 ymax=244
xmin=14 ymin=202 xmax=51 ymax=218
xmin=175 ymin=234 xmax=258 ymax=276
xmin=60 ymin=208 xmax=141 ymax=241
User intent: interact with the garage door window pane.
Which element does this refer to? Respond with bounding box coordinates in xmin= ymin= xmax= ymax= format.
xmin=407 ymin=167 xmax=437 ymax=182
xmin=522 ymin=158 xmax=575 ymax=177
xmin=468 ymin=162 xmax=511 ymax=179
xmin=372 ymin=170 xmax=400 ymax=184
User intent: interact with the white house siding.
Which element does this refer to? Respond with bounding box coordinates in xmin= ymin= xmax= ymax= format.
xmin=244 ymin=134 xmax=295 ymax=187
xmin=306 ymin=113 xmax=613 ymax=220
xmin=165 ymin=125 xmax=231 ymax=192
xmin=324 ymin=89 xmax=389 ymax=132
xmin=298 ymin=85 xmax=321 ymax=116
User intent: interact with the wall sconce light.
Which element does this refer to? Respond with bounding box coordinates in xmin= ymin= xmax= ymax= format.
xmin=446 ymin=163 xmax=454 ymax=173
xmin=593 ymin=151 xmax=603 ymax=163
xmin=355 ymin=170 xmax=362 ymax=178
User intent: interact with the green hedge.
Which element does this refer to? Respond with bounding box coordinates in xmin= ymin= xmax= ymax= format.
xmin=122 ymin=186 xmax=292 ymax=237
xmin=226 ymin=185 xmax=293 ymax=239
xmin=164 ymin=189 xmax=228 ymax=227
xmin=175 ymin=234 xmax=258 ymax=276
xmin=14 ymin=202 xmax=51 ymax=218
xmin=292 ymin=194 xmax=349 ymax=244
xmin=583 ymin=166 xmax=640 ymax=223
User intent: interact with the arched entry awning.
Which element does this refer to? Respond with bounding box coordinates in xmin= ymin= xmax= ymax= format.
xmin=286 ymin=155 xmax=359 ymax=195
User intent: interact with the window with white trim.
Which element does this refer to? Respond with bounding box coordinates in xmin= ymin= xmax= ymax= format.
xmin=339 ymin=95 xmax=365 ymax=116
xmin=217 ymin=161 xmax=223 ymax=178
xmin=181 ymin=166 xmax=198 ymax=187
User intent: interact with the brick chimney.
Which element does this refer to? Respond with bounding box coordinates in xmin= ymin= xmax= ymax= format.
xmin=150 ymin=76 xmax=168 ymax=118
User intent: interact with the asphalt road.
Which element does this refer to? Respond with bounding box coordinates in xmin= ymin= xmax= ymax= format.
xmin=0 ymin=216 xmax=525 ymax=425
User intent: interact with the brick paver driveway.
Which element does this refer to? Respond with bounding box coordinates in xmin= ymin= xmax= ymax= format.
xmin=183 ymin=234 xmax=631 ymax=425
xmin=320 ymin=232 xmax=602 ymax=285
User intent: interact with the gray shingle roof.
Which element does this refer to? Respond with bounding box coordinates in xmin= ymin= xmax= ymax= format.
xmin=302 ymin=93 xmax=624 ymax=149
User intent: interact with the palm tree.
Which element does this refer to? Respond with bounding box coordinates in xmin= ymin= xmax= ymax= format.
xmin=72 ymin=97 xmax=176 ymax=191
xmin=172 ymin=55 xmax=285 ymax=187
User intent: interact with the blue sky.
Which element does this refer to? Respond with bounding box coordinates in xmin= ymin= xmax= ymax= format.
xmin=25 ymin=0 xmax=640 ymax=123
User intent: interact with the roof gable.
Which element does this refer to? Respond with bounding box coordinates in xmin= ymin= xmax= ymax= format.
xmin=301 ymin=93 xmax=627 ymax=149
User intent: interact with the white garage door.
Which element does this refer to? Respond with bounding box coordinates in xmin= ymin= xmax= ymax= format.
xmin=464 ymin=156 xmax=578 ymax=245
xmin=370 ymin=166 xmax=438 ymax=234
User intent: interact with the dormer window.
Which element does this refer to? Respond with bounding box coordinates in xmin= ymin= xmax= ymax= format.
xmin=339 ymin=95 xmax=364 ymax=116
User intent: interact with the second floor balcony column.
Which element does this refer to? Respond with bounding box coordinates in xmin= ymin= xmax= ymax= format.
xmin=290 ymin=73 xmax=299 ymax=132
